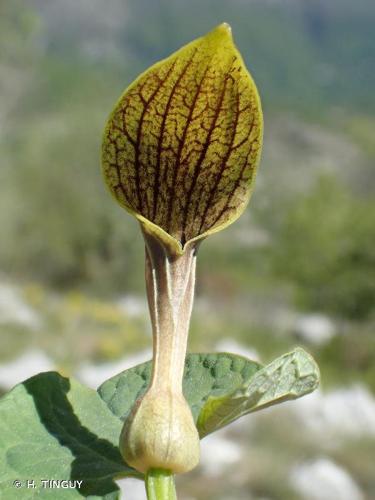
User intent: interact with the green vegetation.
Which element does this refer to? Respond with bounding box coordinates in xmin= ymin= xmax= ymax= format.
xmin=272 ymin=176 xmax=375 ymax=320
xmin=0 ymin=351 xmax=318 ymax=498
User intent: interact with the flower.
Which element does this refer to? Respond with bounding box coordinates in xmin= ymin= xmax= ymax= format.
xmin=102 ymin=23 xmax=263 ymax=476
xmin=102 ymin=23 xmax=263 ymax=255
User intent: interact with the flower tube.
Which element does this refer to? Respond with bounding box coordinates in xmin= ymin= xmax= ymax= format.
xmin=102 ymin=23 xmax=263 ymax=475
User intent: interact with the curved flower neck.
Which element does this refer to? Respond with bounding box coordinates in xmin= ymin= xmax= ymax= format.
xmin=142 ymin=227 xmax=198 ymax=393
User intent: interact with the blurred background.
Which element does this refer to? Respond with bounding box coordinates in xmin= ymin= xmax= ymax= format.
xmin=1 ymin=0 xmax=374 ymax=499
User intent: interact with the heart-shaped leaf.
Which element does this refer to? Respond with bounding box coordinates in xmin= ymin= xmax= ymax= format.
xmin=98 ymin=352 xmax=262 ymax=425
xmin=98 ymin=348 xmax=319 ymax=438
xmin=0 ymin=372 xmax=139 ymax=499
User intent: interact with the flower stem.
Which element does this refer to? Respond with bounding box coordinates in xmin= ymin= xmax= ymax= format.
xmin=145 ymin=469 xmax=177 ymax=500
xmin=119 ymin=228 xmax=200 ymax=475
xmin=143 ymin=229 xmax=197 ymax=394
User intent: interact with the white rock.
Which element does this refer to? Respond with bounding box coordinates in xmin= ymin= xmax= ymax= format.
xmin=291 ymin=385 xmax=375 ymax=439
xmin=76 ymin=349 xmax=152 ymax=389
xmin=200 ymin=432 xmax=242 ymax=476
xmin=294 ymin=314 xmax=335 ymax=345
xmin=215 ymin=339 xmax=260 ymax=362
xmin=117 ymin=295 xmax=147 ymax=318
xmin=234 ymin=225 xmax=270 ymax=247
xmin=0 ymin=349 xmax=54 ymax=390
xmin=290 ymin=457 xmax=364 ymax=500
xmin=116 ymin=478 xmax=197 ymax=500
xmin=0 ymin=283 xmax=40 ymax=330
xmin=116 ymin=477 xmax=146 ymax=500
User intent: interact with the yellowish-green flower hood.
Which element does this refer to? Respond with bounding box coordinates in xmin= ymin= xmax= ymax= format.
xmin=102 ymin=23 xmax=263 ymax=254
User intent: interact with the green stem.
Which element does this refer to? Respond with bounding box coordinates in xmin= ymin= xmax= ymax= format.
xmin=145 ymin=469 xmax=177 ymax=500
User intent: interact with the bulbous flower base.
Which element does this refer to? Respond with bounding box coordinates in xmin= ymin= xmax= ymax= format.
xmin=120 ymin=388 xmax=200 ymax=474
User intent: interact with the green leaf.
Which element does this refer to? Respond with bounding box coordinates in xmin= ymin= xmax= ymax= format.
xmin=98 ymin=349 xmax=319 ymax=438
xmin=98 ymin=353 xmax=261 ymax=424
xmin=0 ymin=349 xmax=319 ymax=499
xmin=197 ymin=347 xmax=320 ymax=437
xmin=102 ymin=23 xmax=263 ymax=254
xmin=0 ymin=372 xmax=140 ymax=499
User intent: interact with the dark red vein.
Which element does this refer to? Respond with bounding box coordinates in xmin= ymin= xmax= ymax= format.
xmin=208 ymin=117 xmax=258 ymax=229
xmin=198 ymin=80 xmax=238 ymax=234
xmin=166 ymin=65 xmax=210 ymax=234
xmin=132 ymin=62 xmax=176 ymax=214
xmin=152 ymin=50 xmax=197 ymax=221
xmin=180 ymin=75 xmax=230 ymax=245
